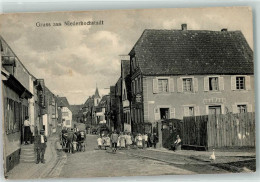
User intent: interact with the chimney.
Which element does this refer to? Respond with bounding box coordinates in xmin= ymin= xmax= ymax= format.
xmin=181 ymin=24 xmax=187 ymax=31
xmin=221 ymin=28 xmax=228 ymax=32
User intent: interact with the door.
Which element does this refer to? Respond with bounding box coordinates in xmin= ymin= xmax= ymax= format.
xmin=208 ymin=106 xmax=221 ymax=115
xmin=160 ymin=108 xmax=170 ymax=119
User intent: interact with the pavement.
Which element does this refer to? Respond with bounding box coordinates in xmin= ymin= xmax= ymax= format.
xmin=5 ymin=134 xmax=256 ymax=179
xmin=5 ymin=133 xmax=64 ymax=179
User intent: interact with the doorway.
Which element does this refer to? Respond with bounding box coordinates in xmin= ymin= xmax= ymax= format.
xmin=160 ymin=108 xmax=169 ymax=119
xmin=208 ymin=106 xmax=221 ymax=115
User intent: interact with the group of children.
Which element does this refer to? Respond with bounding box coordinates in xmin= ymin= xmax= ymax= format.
xmin=97 ymin=132 xmax=158 ymax=150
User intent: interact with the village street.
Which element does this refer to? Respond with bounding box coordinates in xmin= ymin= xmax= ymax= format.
xmin=55 ymin=135 xmax=255 ymax=178
xmin=6 ymin=133 xmax=256 ymax=179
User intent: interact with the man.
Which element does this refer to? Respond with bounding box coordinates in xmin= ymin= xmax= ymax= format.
xmin=110 ymin=131 xmax=119 ymax=153
xmin=73 ymin=124 xmax=79 ymax=132
xmin=34 ymin=129 xmax=47 ymax=164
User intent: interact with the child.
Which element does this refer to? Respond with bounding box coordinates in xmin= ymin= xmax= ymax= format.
xmin=97 ymin=136 xmax=102 ymax=150
xmin=104 ymin=135 xmax=111 ymax=150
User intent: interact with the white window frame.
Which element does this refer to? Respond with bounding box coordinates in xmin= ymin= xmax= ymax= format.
xmin=236 ymin=76 xmax=246 ymax=90
xmin=182 ymin=77 xmax=193 ymax=92
xmin=233 ymin=102 xmax=252 ymax=113
xmin=158 ymin=78 xmax=169 ymax=93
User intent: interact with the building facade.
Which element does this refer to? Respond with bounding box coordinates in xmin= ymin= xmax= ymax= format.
xmin=57 ymin=97 xmax=72 ymax=128
xmin=1 ymin=36 xmax=32 ymax=172
xmin=128 ymin=24 xmax=254 ymax=133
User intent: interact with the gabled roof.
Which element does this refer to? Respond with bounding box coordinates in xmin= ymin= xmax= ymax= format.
xmin=121 ymin=60 xmax=130 ymax=79
xmin=97 ymin=95 xmax=110 ymax=108
xmin=129 ymin=29 xmax=253 ymax=75
xmin=94 ymin=87 xmax=101 ymax=98
xmin=57 ymin=97 xmax=70 ymax=108
xmin=70 ymin=104 xmax=83 ymax=115
xmin=115 ymin=77 xmax=122 ymax=96
xmin=83 ymin=97 xmax=94 ymax=108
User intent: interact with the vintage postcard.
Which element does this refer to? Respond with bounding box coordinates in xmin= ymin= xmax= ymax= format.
xmin=0 ymin=7 xmax=255 ymax=179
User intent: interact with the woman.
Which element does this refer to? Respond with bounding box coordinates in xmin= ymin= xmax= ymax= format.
xmin=120 ymin=132 xmax=126 ymax=149
xmin=125 ymin=133 xmax=132 ymax=149
xmin=23 ymin=116 xmax=31 ymax=145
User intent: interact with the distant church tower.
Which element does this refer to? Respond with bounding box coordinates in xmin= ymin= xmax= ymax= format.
xmin=94 ymin=86 xmax=101 ymax=107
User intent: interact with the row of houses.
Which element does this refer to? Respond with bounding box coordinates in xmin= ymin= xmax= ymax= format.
xmin=77 ymin=24 xmax=254 ymax=136
xmin=0 ymin=36 xmax=72 ymax=172
xmin=76 ymin=87 xmax=112 ymax=132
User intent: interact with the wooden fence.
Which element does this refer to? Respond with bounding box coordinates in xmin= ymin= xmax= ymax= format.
xmin=182 ymin=115 xmax=208 ymax=148
xmin=183 ymin=112 xmax=255 ymax=149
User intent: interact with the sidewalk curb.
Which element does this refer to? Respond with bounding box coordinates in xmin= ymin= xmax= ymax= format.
xmin=147 ymin=148 xmax=255 ymax=173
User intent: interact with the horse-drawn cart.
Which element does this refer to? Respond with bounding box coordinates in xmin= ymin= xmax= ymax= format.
xmin=60 ymin=129 xmax=86 ymax=153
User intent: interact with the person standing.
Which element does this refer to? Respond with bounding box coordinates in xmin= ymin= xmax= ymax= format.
xmin=125 ymin=133 xmax=132 ymax=149
xmin=136 ymin=133 xmax=143 ymax=149
xmin=152 ymin=133 xmax=158 ymax=148
xmin=73 ymin=124 xmax=79 ymax=132
xmin=34 ymin=129 xmax=47 ymax=164
xmin=143 ymin=133 xmax=148 ymax=148
xmin=110 ymin=131 xmax=119 ymax=153
xmin=97 ymin=136 xmax=102 ymax=150
xmin=23 ymin=116 xmax=31 ymax=145
xmin=120 ymin=132 xmax=126 ymax=149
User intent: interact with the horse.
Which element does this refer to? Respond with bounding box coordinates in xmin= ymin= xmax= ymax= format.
xmin=64 ymin=131 xmax=77 ymax=153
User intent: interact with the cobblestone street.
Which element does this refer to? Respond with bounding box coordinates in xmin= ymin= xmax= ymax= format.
xmin=58 ymin=135 xmax=230 ymax=178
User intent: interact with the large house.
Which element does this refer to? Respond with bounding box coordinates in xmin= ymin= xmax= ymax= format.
xmin=129 ymin=24 xmax=254 ymax=133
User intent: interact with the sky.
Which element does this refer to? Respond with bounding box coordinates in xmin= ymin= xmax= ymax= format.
xmin=0 ymin=7 xmax=253 ymax=105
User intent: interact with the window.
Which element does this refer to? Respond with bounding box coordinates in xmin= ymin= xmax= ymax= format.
xmin=66 ymin=120 xmax=70 ymax=125
xmin=236 ymin=77 xmax=245 ymax=90
xmin=188 ymin=107 xmax=194 ymax=116
xmin=183 ymin=78 xmax=193 ymax=92
xmin=237 ymin=105 xmax=247 ymax=113
xmin=209 ymin=77 xmax=219 ymax=91
xmin=62 ymin=112 xmax=69 ymax=117
xmin=135 ymin=79 xmax=138 ymax=93
xmin=158 ymin=79 xmax=168 ymax=93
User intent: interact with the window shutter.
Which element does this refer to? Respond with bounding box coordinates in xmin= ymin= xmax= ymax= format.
xmin=245 ymin=76 xmax=251 ymax=90
xmin=231 ymin=76 xmax=236 ymax=90
xmin=4 ymin=98 xmax=8 ymax=133
xmin=219 ymin=77 xmax=224 ymax=91
xmin=193 ymin=78 xmax=198 ymax=92
xmin=177 ymin=78 xmax=183 ymax=92
xmin=153 ymin=78 xmax=158 ymax=94
xmin=204 ymin=77 xmax=209 ymax=91
xmin=183 ymin=107 xmax=189 ymax=117
xmin=247 ymin=104 xmax=252 ymax=112
xmin=195 ymin=106 xmax=200 ymax=116
xmin=232 ymin=104 xmax=238 ymax=113
xmin=170 ymin=107 xmax=175 ymax=118
xmin=169 ymin=78 xmax=174 ymax=92
xmin=154 ymin=107 xmax=160 ymax=121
